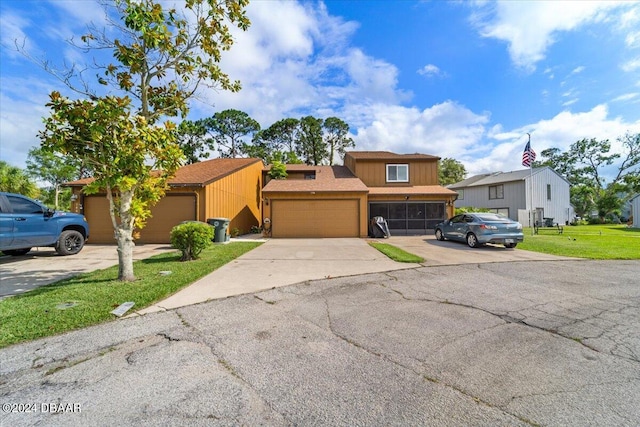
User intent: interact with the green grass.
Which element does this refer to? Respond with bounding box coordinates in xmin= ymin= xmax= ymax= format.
xmin=369 ymin=242 xmax=424 ymax=263
xmin=0 ymin=242 xmax=261 ymax=348
xmin=518 ymin=225 xmax=640 ymax=259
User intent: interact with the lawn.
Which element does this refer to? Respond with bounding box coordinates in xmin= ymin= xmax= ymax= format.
xmin=0 ymin=242 xmax=261 ymax=348
xmin=369 ymin=242 xmax=425 ymax=263
xmin=518 ymin=225 xmax=640 ymax=259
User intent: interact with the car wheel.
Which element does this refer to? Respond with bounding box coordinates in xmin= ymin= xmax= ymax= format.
xmin=504 ymin=243 xmax=517 ymax=249
xmin=435 ymin=229 xmax=445 ymax=241
xmin=466 ymin=233 xmax=479 ymax=248
xmin=56 ymin=230 xmax=85 ymax=255
xmin=2 ymin=248 xmax=32 ymax=256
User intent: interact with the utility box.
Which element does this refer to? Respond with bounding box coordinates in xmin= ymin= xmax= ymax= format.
xmin=207 ymin=218 xmax=230 ymax=243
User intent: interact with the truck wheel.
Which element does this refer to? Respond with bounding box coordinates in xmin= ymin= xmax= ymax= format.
xmin=2 ymin=248 xmax=32 ymax=256
xmin=56 ymin=230 xmax=85 ymax=255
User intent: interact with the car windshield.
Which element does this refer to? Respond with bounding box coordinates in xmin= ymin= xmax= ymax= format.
xmin=474 ymin=213 xmax=509 ymax=221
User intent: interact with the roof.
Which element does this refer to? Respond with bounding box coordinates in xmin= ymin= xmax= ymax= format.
xmin=64 ymin=158 xmax=263 ymax=188
xmin=449 ymin=167 xmax=569 ymax=188
xmin=262 ymin=166 xmax=369 ymax=193
xmin=345 ymin=151 xmax=439 ymax=161
xmin=367 ymin=186 xmax=458 ymax=196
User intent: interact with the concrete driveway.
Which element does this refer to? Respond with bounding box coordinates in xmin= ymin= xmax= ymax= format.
xmin=1 ymin=260 xmax=638 ymax=426
xmin=0 ymin=244 xmax=175 ymax=299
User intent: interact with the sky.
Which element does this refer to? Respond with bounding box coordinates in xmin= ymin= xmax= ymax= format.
xmin=1 ymin=0 xmax=640 ymax=180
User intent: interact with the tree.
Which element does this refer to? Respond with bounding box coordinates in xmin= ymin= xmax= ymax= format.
xmin=26 ymin=147 xmax=89 ymax=209
xmin=35 ymin=0 xmax=250 ymax=281
xmin=438 ymin=158 xmax=467 ymax=186
xmin=297 ymin=116 xmax=326 ymax=165
xmin=251 ymin=118 xmax=301 ymax=163
xmin=323 ymin=117 xmax=354 ymax=165
xmin=176 ymin=120 xmax=210 ymax=164
xmin=200 ymin=109 xmax=260 ymax=158
xmin=535 ymin=133 xmax=640 ymax=219
xmin=0 ymin=161 xmax=39 ymax=198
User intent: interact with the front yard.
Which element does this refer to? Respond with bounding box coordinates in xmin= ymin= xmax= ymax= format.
xmin=0 ymin=242 xmax=261 ymax=348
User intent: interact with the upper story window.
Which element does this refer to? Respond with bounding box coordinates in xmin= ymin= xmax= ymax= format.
xmin=547 ymin=184 xmax=551 ymax=200
xmin=386 ymin=164 xmax=409 ymax=183
xmin=304 ymin=172 xmax=316 ymax=180
xmin=456 ymin=189 xmax=464 ymax=200
xmin=488 ymin=184 xmax=504 ymax=200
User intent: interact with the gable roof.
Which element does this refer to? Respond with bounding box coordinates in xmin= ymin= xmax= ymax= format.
xmin=346 ymin=151 xmax=439 ymax=161
xmin=449 ymin=167 xmax=569 ymax=189
xmin=64 ymin=158 xmax=263 ymax=188
xmin=262 ymin=165 xmax=369 ymax=193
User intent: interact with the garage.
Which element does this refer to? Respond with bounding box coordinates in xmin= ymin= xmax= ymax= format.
xmin=369 ymin=201 xmax=446 ymax=235
xmin=271 ymin=199 xmax=360 ymax=238
xmin=84 ymin=194 xmax=197 ymax=244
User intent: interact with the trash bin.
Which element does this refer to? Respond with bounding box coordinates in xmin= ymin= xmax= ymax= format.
xmin=207 ymin=218 xmax=230 ymax=243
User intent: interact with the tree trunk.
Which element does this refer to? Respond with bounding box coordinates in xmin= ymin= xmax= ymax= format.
xmin=107 ymin=188 xmax=136 ymax=282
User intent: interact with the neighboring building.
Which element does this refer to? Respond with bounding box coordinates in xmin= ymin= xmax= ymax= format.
xmin=262 ymin=151 xmax=458 ymax=237
xmin=631 ymin=194 xmax=640 ymax=228
xmin=449 ymin=167 xmax=573 ymax=226
xmin=65 ymin=158 xmax=264 ymax=244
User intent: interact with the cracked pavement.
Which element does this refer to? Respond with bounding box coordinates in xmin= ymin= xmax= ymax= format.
xmin=1 ymin=260 xmax=639 ymax=426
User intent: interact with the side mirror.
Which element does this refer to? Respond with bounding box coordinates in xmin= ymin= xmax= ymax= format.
xmin=44 ymin=208 xmax=55 ymax=218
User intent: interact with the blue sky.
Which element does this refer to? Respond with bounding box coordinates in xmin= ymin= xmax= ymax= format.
xmin=1 ymin=0 xmax=639 ymax=179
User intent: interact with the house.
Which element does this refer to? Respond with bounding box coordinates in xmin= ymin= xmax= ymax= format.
xmin=449 ymin=167 xmax=573 ymax=226
xmin=631 ymin=194 xmax=640 ymax=228
xmin=65 ymin=158 xmax=264 ymax=244
xmin=261 ymin=151 xmax=458 ymax=237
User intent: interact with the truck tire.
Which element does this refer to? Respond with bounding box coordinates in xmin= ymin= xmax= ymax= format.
xmin=55 ymin=230 xmax=85 ymax=255
xmin=2 ymin=248 xmax=32 ymax=256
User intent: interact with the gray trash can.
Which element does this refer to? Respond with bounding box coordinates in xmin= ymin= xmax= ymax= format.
xmin=207 ymin=218 xmax=230 ymax=243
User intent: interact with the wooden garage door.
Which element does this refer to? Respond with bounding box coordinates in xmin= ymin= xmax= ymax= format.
xmin=84 ymin=194 xmax=197 ymax=244
xmin=271 ymin=199 xmax=359 ymax=238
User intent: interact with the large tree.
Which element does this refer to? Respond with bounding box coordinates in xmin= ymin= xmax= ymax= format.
xmin=199 ymin=109 xmax=260 ymax=158
xmin=297 ymin=116 xmax=326 ymax=165
xmin=438 ymin=158 xmax=467 ymax=186
xmin=35 ymin=0 xmax=250 ymax=281
xmin=323 ymin=117 xmax=354 ymax=165
xmin=536 ymin=133 xmax=640 ymax=219
xmin=176 ymin=119 xmax=210 ymax=164
xmin=249 ymin=118 xmax=301 ymax=163
xmin=0 ymin=161 xmax=39 ymax=198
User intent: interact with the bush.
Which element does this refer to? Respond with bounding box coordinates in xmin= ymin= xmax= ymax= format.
xmin=170 ymin=222 xmax=214 ymax=261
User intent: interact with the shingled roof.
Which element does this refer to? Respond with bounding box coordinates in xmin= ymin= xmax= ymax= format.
xmin=262 ymin=165 xmax=369 ymax=193
xmin=64 ymin=158 xmax=263 ymax=188
xmin=345 ymin=151 xmax=439 ymax=160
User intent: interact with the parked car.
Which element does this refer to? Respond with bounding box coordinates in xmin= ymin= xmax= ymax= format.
xmin=434 ymin=213 xmax=523 ymax=248
xmin=0 ymin=192 xmax=89 ymax=256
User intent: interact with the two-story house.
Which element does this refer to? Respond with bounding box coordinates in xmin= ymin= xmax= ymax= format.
xmin=261 ymin=151 xmax=458 ymax=237
xmin=448 ymin=167 xmax=573 ymax=226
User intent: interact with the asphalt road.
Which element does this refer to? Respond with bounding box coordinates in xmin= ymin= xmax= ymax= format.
xmin=1 ymin=260 xmax=639 ymax=426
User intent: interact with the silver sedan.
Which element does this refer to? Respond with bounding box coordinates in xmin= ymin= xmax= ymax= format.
xmin=434 ymin=213 xmax=524 ymax=248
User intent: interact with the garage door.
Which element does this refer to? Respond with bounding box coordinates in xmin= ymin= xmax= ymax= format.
xmin=84 ymin=194 xmax=197 ymax=244
xmin=271 ymin=199 xmax=359 ymax=238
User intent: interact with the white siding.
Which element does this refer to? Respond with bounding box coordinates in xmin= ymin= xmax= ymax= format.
xmin=456 ymin=181 xmax=525 ymax=220
xmin=525 ymin=168 xmax=572 ymax=225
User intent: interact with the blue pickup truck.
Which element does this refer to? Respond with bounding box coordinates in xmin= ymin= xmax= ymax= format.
xmin=0 ymin=192 xmax=90 ymax=256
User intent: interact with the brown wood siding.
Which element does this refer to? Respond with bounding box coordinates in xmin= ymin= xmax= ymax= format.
xmin=350 ymin=160 xmax=438 ymax=187
xmin=84 ymin=194 xmax=197 ymax=244
xmin=202 ymin=161 xmax=263 ymax=235
xmin=271 ymin=199 xmax=359 ymax=238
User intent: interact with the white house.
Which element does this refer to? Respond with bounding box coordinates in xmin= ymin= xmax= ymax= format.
xmin=631 ymin=194 xmax=640 ymax=228
xmin=449 ymin=167 xmax=573 ymax=226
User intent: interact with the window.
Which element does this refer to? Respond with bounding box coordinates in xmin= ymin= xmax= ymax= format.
xmin=456 ymin=189 xmax=463 ymax=200
xmin=489 ymin=184 xmax=504 ymax=200
xmin=547 ymin=184 xmax=551 ymax=200
xmin=7 ymin=195 xmax=44 ymax=214
xmin=386 ymin=164 xmax=409 ymax=183
xmin=304 ymin=172 xmax=316 ymax=180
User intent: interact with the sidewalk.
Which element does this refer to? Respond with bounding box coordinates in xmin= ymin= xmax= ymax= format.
xmin=134 ymin=238 xmax=417 ymax=315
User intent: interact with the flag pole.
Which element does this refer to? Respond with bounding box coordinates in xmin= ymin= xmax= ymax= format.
xmin=527 ymin=133 xmax=534 ymax=236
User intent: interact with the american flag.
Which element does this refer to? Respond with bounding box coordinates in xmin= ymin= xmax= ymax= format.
xmin=522 ymin=141 xmax=536 ymax=167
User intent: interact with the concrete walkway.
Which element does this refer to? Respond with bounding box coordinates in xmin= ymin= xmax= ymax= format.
xmin=135 ymin=238 xmax=417 ymax=315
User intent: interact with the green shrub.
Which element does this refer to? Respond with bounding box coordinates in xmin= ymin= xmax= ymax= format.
xmin=170 ymin=222 xmax=214 ymax=261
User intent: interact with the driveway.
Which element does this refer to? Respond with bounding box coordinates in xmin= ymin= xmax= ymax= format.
xmin=1 ymin=260 xmax=638 ymax=426
xmin=0 ymin=244 xmax=175 ymax=299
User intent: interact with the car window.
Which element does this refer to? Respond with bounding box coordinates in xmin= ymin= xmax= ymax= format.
xmin=475 ymin=213 xmax=508 ymax=221
xmin=7 ymin=195 xmax=44 ymax=214
xmin=450 ymin=215 xmax=464 ymax=223
xmin=464 ymin=215 xmax=475 ymax=223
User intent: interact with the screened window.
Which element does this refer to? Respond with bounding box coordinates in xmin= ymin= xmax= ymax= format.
xmin=386 ymin=164 xmax=409 ymax=183
xmin=489 ymin=185 xmax=504 ymax=200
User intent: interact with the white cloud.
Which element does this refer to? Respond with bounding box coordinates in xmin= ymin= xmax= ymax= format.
xmin=0 ymin=11 xmax=33 ymax=59
xmin=621 ymin=57 xmax=640 ymax=72
xmin=417 ymin=64 xmax=444 ymax=78
xmin=612 ymin=93 xmax=639 ymax=102
xmin=571 ymin=66 xmax=586 ymax=74
xmin=473 ymin=1 xmax=627 ymax=70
